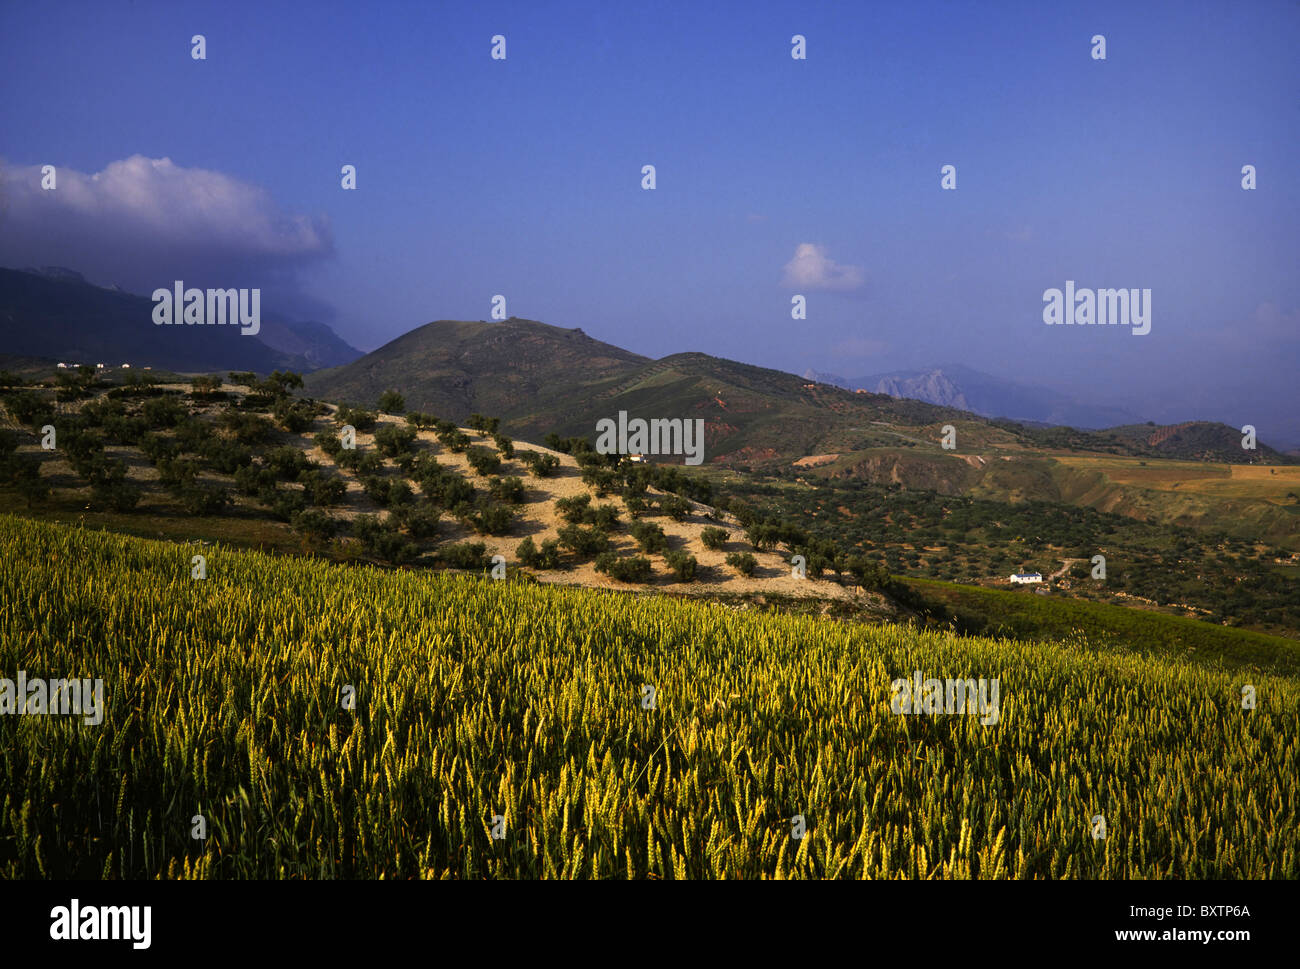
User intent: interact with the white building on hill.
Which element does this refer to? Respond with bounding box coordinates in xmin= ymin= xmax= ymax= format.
xmin=1009 ymin=572 xmax=1043 ymax=584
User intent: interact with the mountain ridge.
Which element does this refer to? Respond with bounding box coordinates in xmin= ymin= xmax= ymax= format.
xmin=306 ymin=317 xmax=1290 ymax=466
xmin=0 ymin=265 xmax=362 ymax=373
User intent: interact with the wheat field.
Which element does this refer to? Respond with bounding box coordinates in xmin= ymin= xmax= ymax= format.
xmin=1 ymin=514 xmax=1295 ymax=878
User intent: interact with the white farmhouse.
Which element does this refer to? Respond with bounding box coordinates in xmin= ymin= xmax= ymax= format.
xmin=1009 ymin=572 xmax=1043 ymax=585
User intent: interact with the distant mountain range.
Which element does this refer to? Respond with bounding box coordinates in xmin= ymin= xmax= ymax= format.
xmin=1 ymin=267 xmax=1286 ymax=465
xmin=0 ymin=266 xmax=362 ymax=373
xmin=802 ymin=365 xmax=1144 ymax=430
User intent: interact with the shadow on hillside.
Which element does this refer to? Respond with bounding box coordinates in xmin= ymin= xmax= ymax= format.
xmin=509 ymin=517 xmax=549 ymax=538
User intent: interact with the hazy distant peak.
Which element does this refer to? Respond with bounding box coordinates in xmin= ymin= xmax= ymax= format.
xmin=872 ymin=370 xmax=970 ymax=411
xmin=23 ymin=266 xmax=87 ymax=284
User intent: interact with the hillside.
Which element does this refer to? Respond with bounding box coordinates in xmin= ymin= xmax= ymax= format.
xmin=0 ymin=266 xmax=360 ymax=374
xmin=795 ymin=447 xmax=1300 ymax=550
xmin=0 ymin=369 xmax=880 ymax=605
xmin=305 ymin=317 xmax=1290 ymax=467
xmin=304 ymin=318 xmax=650 ymax=421
xmin=307 ymin=320 xmax=1048 ymax=461
xmin=6 ymin=363 xmax=1297 ymax=646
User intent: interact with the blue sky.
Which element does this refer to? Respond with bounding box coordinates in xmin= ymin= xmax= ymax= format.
xmin=1 ymin=0 xmax=1297 ymax=440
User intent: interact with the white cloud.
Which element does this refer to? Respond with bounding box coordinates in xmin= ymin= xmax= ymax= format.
xmin=781 ymin=243 xmax=864 ymax=291
xmin=0 ymin=155 xmax=332 ymax=307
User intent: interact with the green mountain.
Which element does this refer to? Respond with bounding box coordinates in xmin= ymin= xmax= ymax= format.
xmin=305 ymin=317 xmax=647 ymax=419
xmin=305 ymin=317 xmax=1289 ymax=467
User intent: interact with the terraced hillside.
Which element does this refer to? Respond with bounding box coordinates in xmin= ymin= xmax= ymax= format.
xmin=0 ymin=371 xmax=877 ymax=604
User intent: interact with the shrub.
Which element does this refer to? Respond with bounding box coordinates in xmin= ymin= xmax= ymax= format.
xmin=489 ymin=476 xmax=526 ymax=504
xmin=314 ymin=431 xmax=344 ymax=458
xmin=352 ymin=517 xmax=417 ymax=564
xmin=361 ymin=475 xmax=413 ymax=508
xmin=265 ymin=446 xmax=315 ymax=480
xmin=377 ymin=390 xmax=406 ymax=415
xmin=335 ymin=448 xmax=382 ymax=474
xmin=516 ymin=536 xmax=562 ymax=570
xmin=199 ymin=438 xmax=253 ymax=474
xmin=420 ymin=469 xmax=476 ymax=508
xmin=191 ymin=374 xmax=223 ymax=397
xmin=156 ymin=456 xmax=200 ymax=490
xmin=300 ymin=470 xmax=348 ymax=506
xmin=173 ymin=418 xmax=214 ymax=453
xmin=557 ymin=524 xmax=609 ymax=560
xmin=581 ymin=466 xmax=619 ymax=496
xmin=555 ymin=494 xmax=592 ymax=524
xmin=139 ymin=433 xmax=179 ymax=463
xmin=234 ymin=464 xmax=277 ymax=496
xmin=520 ymin=451 xmax=560 ymax=477
xmin=439 ymin=541 xmax=489 ymax=571
xmin=491 ymin=433 xmax=515 ymax=458
xmin=335 ymin=406 xmax=377 ymax=432
xmin=2 ymin=391 xmax=54 ymax=428
xmin=218 ymin=409 xmax=272 ymax=444
xmin=92 ymin=479 xmax=141 ymax=512
xmin=726 ymin=552 xmax=757 ymax=577
xmin=291 ymin=509 xmax=338 ymax=545
xmin=272 ymin=397 xmax=317 ymax=432
xmin=664 ymin=550 xmax=698 ymax=582
xmin=267 ymin=490 xmax=308 ymax=523
xmin=467 ymin=414 xmax=500 ymax=435
xmin=630 ymin=521 xmax=668 ymax=554
xmin=176 ymin=483 xmax=231 ymax=516
xmin=141 ymin=395 xmax=187 ymax=429
xmin=746 ymin=522 xmax=782 ymax=551
xmin=580 ymin=504 xmax=616 ymax=533
xmin=462 ymin=499 xmax=514 ymax=536
xmin=440 ymin=429 xmax=471 ymax=453
xmin=466 ymin=446 xmax=502 ymax=476
xmin=374 ymin=424 xmax=417 ymax=457
xmin=594 ymin=552 xmax=653 ymax=583
xmin=659 ymin=495 xmax=693 ymax=522
xmin=846 ymin=555 xmax=890 ymax=590
xmin=389 ymin=503 xmax=440 ymax=539
xmin=257 ymin=371 xmax=304 ymax=398
xmin=10 ymin=457 xmax=50 ymax=506
xmin=701 ymin=526 xmax=729 ymax=550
